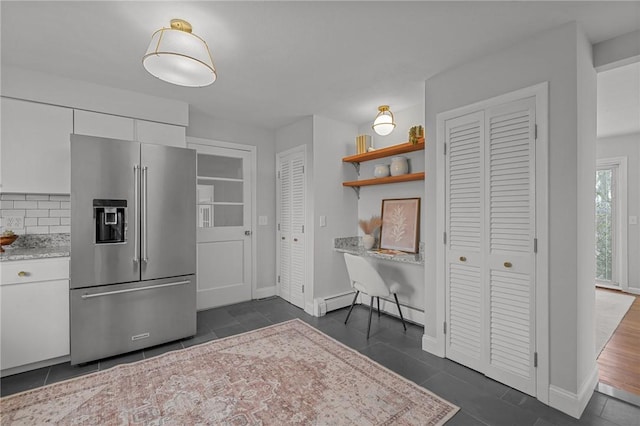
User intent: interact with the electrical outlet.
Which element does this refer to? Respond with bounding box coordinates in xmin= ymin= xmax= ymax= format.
xmin=258 ymin=216 xmax=268 ymax=226
xmin=3 ymin=215 xmax=24 ymax=229
xmin=319 ymin=216 xmax=327 ymax=227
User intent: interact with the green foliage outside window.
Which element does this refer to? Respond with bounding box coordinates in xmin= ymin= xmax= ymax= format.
xmin=595 ymin=169 xmax=613 ymax=282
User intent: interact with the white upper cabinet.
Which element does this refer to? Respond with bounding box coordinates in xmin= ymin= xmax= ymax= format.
xmin=1 ymin=97 xmax=73 ymax=194
xmin=73 ymin=110 xmax=185 ymax=147
xmin=136 ymin=119 xmax=186 ymax=147
xmin=73 ymin=110 xmax=134 ymax=140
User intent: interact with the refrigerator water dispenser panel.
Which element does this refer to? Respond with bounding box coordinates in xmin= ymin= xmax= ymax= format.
xmin=94 ymin=199 xmax=127 ymax=244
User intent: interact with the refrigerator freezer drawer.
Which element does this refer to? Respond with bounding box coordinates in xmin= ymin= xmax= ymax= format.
xmin=70 ymin=275 xmax=196 ymax=365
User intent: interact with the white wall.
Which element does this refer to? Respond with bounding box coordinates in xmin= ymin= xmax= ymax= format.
xmin=597 ymin=132 xmax=640 ymax=292
xmin=312 ymin=116 xmax=358 ymax=299
xmin=424 ymin=22 xmax=596 ymax=410
xmin=187 ymin=109 xmax=277 ymax=291
xmin=275 ymin=117 xmax=315 ymax=310
xmin=576 ymin=28 xmax=598 ymax=400
xmin=593 ymin=29 xmax=640 ymax=72
xmin=356 ymin=104 xmax=426 ymax=311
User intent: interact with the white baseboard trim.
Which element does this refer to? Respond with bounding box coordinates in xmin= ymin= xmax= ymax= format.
xmin=254 ymin=286 xmax=277 ymax=300
xmin=1 ymin=355 xmax=70 ymax=378
xmin=360 ymin=297 xmax=424 ymax=325
xmin=304 ymin=302 xmax=315 ymax=316
xmin=312 ymin=291 xmax=356 ymax=317
xmin=626 ymin=287 xmax=640 ymax=295
xmin=422 ymin=334 xmax=445 ymax=358
xmin=549 ymin=364 xmax=599 ymax=419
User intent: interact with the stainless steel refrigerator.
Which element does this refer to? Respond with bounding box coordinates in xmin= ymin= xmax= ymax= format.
xmin=70 ymin=135 xmax=196 ymax=365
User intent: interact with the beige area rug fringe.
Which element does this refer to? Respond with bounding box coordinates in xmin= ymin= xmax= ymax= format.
xmin=1 ymin=319 xmax=459 ymax=425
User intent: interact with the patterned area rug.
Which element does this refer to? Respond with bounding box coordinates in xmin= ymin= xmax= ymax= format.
xmin=1 ymin=319 xmax=458 ymax=425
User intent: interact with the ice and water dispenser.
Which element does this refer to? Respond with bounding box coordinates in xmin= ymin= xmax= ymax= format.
xmin=93 ymin=199 xmax=127 ymax=244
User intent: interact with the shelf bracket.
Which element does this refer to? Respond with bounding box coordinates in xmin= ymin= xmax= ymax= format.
xmin=351 ymin=186 xmax=360 ymax=199
xmin=350 ymin=162 xmax=361 ymax=175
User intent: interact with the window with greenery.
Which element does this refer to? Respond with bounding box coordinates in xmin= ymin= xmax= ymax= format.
xmin=595 ymin=168 xmax=614 ymax=282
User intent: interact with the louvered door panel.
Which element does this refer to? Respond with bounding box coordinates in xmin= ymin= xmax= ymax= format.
xmin=484 ymin=97 xmax=536 ymax=396
xmin=278 ymin=160 xmax=292 ymax=301
xmin=289 ymin=155 xmax=305 ymax=308
xmin=445 ymin=111 xmax=485 ymax=370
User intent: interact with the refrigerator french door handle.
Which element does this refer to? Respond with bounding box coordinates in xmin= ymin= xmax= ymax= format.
xmin=133 ymin=165 xmax=140 ymax=263
xmin=80 ymin=280 xmax=191 ymax=299
xmin=142 ymin=166 xmax=149 ymax=262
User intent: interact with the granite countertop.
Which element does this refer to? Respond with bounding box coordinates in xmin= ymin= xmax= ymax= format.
xmin=0 ymin=234 xmax=70 ymax=262
xmin=334 ymin=237 xmax=424 ymax=265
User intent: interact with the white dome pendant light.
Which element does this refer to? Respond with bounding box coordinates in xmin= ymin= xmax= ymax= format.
xmin=143 ymin=19 xmax=217 ymax=87
xmin=372 ymin=105 xmax=396 ymax=136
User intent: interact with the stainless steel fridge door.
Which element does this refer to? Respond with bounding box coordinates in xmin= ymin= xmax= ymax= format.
xmin=141 ymin=143 xmax=196 ymax=281
xmin=70 ymin=275 xmax=196 ymax=364
xmin=71 ymin=135 xmax=140 ymax=289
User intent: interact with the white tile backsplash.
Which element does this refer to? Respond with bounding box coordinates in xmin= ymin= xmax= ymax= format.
xmin=25 ymin=194 xmax=49 ymax=201
xmin=0 ymin=194 xmax=26 ymax=201
xmin=0 ymin=194 xmax=70 ymax=234
xmin=13 ymin=201 xmax=39 ymax=209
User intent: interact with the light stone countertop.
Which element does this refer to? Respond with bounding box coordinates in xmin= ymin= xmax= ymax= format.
xmin=334 ymin=237 xmax=424 ymax=265
xmin=0 ymin=233 xmax=70 ymax=262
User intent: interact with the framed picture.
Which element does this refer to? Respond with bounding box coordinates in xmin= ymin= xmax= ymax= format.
xmin=380 ymin=198 xmax=420 ymax=253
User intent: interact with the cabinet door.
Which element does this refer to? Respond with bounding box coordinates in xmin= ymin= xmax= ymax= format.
xmin=1 ymin=279 xmax=70 ymax=370
xmin=1 ymin=98 xmax=73 ymax=193
xmin=136 ymin=120 xmax=186 ymax=147
xmin=74 ymin=110 xmax=134 ymax=141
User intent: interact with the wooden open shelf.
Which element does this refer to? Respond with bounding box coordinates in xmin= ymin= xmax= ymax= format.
xmin=342 ymin=138 xmax=424 ymax=164
xmin=343 ymin=172 xmax=425 ymax=188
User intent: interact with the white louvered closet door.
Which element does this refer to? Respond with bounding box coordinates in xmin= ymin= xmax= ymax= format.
xmin=483 ymin=97 xmax=536 ymax=395
xmin=277 ymin=149 xmax=306 ymax=309
xmin=289 ymin=155 xmax=306 ymax=308
xmin=445 ymin=111 xmax=486 ymax=371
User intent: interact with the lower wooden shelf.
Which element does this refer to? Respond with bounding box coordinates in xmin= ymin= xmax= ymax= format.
xmin=342 ymin=172 xmax=425 ymax=198
xmin=343 ymin=172 xmax=425 ymax=188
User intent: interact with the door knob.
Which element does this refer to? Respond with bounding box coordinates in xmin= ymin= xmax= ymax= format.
xmin=504 ymin=262 xmax=512 ymax=268
xmin=245 ymin=230 xmax=252 ymax=236
xmin=281 ymin=236 xmax=285 ymax=240
xmin=459 ymin=256 xmax=466 ymax=262
xmin=294 ymin=238 xmax=298 ymax=242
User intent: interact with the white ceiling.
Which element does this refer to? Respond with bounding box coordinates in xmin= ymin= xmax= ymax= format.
xmin=1 ymin=1 xmax=639 ymax=131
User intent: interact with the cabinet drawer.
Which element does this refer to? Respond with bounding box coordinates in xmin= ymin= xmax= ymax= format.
xmin=1 ymin=258 xmax=69 ymax=285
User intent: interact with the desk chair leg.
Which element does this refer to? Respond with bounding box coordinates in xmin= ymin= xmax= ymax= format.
xmin=394 ymin=293 xmax=407 ymax=331
xmin=367 ymin=296 xmax=374 ymax=339
xmin=344 ymin=291 xmax=360 ymax=324
xmin=377 ymin=297 xmax=380 ymax=318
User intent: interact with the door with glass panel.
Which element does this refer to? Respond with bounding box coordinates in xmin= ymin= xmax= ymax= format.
xmin=190 ymin=143 xmax=253 ymax=310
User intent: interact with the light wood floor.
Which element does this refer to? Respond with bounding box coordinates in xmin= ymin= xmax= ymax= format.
xmin=597 ymin=289 xmax=640 ymax=396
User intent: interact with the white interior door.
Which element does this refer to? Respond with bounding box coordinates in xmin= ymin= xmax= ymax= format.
xmin=445 ymin=111 xmax=486 ymax=372
xmin=483 ymin=97 xmax=536 ymax=396
xmin=444 ymin=96 xmax=537 ymax=397
xmin=191 ymin=143 xmax=253 ymax=310
xmin=277 ymin=148 xmax=306 ymax=309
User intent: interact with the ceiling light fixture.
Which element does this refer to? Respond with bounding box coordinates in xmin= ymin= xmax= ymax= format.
xmin=372 ymin=105 xmax=396 ymax=136
xmin=143 ymin=19 xmax=216 ymax=87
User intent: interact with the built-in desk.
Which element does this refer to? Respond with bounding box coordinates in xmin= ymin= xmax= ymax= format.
xmin=334 ymin=237 xmax=424 ymax=265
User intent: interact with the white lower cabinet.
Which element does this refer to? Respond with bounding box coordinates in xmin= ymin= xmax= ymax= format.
xmin=1 ymin=258 xmax=70 ymax=373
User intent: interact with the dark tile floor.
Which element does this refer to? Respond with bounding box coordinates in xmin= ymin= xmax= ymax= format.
xmin=2 ymin=296 xmax=639 ymax=426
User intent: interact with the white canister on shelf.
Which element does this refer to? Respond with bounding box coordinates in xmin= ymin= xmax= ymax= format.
xmin=390 ymin=156 xmax=409 ymax=176
xmin=373 ymin=164 xmax=390 ymax=178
